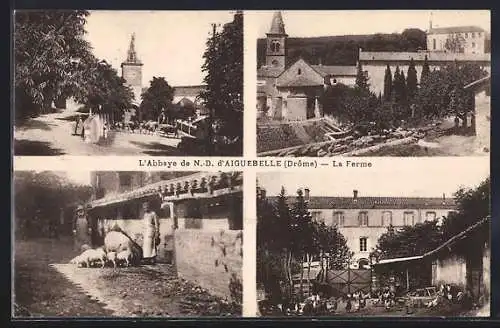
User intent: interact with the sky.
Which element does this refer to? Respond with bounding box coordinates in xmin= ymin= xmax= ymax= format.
xmin=84 ymin=11 xmax=235 ymax=86
xmin=257 ymin=160 xmax=490 ymax=198
xmin=249 ymin=10 xmax=491 ymax=38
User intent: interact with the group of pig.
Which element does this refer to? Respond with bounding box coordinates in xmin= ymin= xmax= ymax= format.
xmin=69 ymin=230 xmax=143 ymax=269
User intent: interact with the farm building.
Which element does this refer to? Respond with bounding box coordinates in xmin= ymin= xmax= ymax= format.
xmin=85 ymin=171 xmax=243 ymax=300
xmin=372 ymin=216 xmax=490 ymax=305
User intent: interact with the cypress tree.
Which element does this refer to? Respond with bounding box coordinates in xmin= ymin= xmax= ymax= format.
xmin=392 ymin=66 xmax=401 ymax=102
xmin=383 ymin=64 xmax=392 ymax=101
xmin=406 ymin=58 xmax=418 ymax=100
xmin=355 ymin=61 xmax=369 ymax=92
xmin=400 ymin=71 xmax=407 ymax=104
xmin=421 ymin=55 xmax=430 ymax=85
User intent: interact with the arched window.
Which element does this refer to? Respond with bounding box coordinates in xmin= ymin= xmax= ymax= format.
xmin=271 ymin=59 xmax=279 ymax=67
xmin=270 ymin=41 xmax=281 ymax=52
xmin=298 ymin=68 xmax=302 ymax=75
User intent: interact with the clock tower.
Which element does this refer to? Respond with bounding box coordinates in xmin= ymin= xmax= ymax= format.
xmin=121 ymin=33 xmax=143 ymax=105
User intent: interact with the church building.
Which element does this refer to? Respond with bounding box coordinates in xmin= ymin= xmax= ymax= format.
xmin=257 ymin=12 xmax=357 ymax=121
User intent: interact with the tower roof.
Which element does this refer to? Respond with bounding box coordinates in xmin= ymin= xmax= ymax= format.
xmin=124 ymin=33 xmax=141 ymax=64
xmin=267 ymin=11 xmax=287 ymax=35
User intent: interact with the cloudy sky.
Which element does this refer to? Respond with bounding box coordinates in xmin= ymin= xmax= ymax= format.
xmin=257 ymin=159 xmax=489 ymax=198
xmin=248 ymin=10 xmax=491 ymax=38
xmin=84 ymin=11 xmax=235 ymax=86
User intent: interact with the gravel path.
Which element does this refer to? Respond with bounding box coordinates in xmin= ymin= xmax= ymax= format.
xmin=14 ymin=238 xmax=241 ymax=318
xmin=14 ymin=107 xmax=181 ymax=156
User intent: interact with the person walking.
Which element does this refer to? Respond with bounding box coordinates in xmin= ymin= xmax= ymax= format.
xmin=142 ymin=201 xmax=160 ymax=265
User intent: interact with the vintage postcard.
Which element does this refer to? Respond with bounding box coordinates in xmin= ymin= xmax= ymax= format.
xmin=253 ymin=11 xmax=490 ymax=157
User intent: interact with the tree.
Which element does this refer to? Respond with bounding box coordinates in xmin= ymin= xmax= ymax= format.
xmin=406 ymin=58 xmax=418 ymax=101
xmin=444 ymin=34 xmax=466 ymax=53
xmin=399 ymin=71 xmax=408 ymax=105
xmin=73 ymin=59 xmax=134 ymax=120
xmin=392 ymin=66 xmax=401 ymax=102
xmin=199 ymin=11 xmax=243 ymax=152
xmin=14 ymin=10 xmax=94 ymax=120
xmin=14 ymin=171 xmax=93 ymax=239
xmin=355 ymin=61 xmax=369 ymax=92
xmin=140 ymin=77 xmax=174 ymax=121
xmin=420 ymin=55 xmax=430 ymax=85
xmin=401 ymin=28 xmax=427 ymax=51
xmin=383 ymin=65 xmax=393 ymax=101
xmin=442 ymin=176 xmax=490 ymax=242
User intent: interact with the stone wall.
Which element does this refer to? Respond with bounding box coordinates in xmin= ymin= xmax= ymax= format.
xmin=433 ymin=254 xmax=467 ymax=288
xmin=174 ymin=229 xmax=243 ymax=302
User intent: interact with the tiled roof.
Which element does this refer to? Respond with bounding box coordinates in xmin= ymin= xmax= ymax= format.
xmin=268 ymin=11 xmax=287 ymax=35
xmin=89 ymin=172 xmax=243 ymax=208
xmin=173 ymin=85 xmax=206 ymax=98
xmin=428 ymin=26 xmax=485 ymax=35
xmin=311 ymin=65 xmax=357 ymax=77
xmin=257 ymin=66 xmax=284 ymax=78
xmin=359 ymin=51 xmax=491 ymax=62
xmin=266 ymin=196 xmax=456 ymax=210
xmin=277 ymin=74 xmax=322 ymax=87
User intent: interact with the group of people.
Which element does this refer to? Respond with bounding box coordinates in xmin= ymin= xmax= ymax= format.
xmin=73 ymin=201 xmax=161 ymax=264
xmin=261 ymin=290 xmax=372 ymax=316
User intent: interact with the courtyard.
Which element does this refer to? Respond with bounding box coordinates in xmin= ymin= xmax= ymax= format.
xmin=14 ymin=105 xmax=183 ymax=156
xmin=13 ymin=237 xmax=240 ymax=317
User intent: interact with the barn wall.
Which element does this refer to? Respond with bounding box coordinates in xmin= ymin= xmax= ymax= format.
xmin=174 ymin=229 xmax=243 ymax=301
xmin=433 ymin=254 xmax=467 ymax=288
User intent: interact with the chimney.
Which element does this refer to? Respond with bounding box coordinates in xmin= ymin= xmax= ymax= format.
xmin=353 ymin=189 xmax=358 ymax=201
xmin=304 ymin=188 xmax=310 ymax=201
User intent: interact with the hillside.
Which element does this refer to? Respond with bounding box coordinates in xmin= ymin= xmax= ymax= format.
xmin=257 ymin=29 xmax=427 ymax=67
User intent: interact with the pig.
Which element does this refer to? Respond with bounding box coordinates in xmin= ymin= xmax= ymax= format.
xmin=104 ymin=230 xmax=142 ymax=266
xmin=106 ymin=251 xmax=117 ymax=268
xmin=79 ymin=248 xmax=106 ymax=268
xmin=117 ymin=249 xmax=132 ymax=267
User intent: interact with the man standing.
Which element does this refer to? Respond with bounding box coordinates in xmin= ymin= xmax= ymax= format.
xmin=73 ymin=205 xmax=92 ymax=251
xmin=142 ymin=201 xmax=160 ymax=264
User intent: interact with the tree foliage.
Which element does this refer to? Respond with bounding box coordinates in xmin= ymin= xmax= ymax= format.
xmin=444 ymin=34 xmax=466 ymax=53
xmin=406 ymin=58 xmax=418 ymax=101
xmin=199 ymin=11 xmax=243 ymax=141
xmin=139 ymin=77 xmax=174 ymax=121
xmin=355 ymin=62 xmax=369 ymax=92
xmin=14 ymin=10 xmax=92 ymax=118
xmin=257 ymin=186 xmax=351 ymax=302
xmin=373 ymin=176 xmax=490 ymax=261
xmin=14 ymin=10 xmax=134 ymax=122
xmin=383 ymin=65 xmax=392 ymax=101
xmin=14 ymin=171 xmax=93 ymax=239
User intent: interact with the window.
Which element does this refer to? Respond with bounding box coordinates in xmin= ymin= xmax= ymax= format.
xmin=358 ymin=258 xmax=369 ymax=269
xmin=310 ymin=211 xmax=324 ymax=223
xmin=472 ymin=42 xmax=476 ymax=48
xmin=119 ymin=173 xmax=132 ymax=187
xmin=358 ymin=212 xmax=368 ymax=226
xmin=334 ymin=211 xmax=345 ymax=226
xmin=359 ymin=237 xmax=368 ymax=252
xmin=404 ymin=211 xmax=415 ymax=226
xmin=425 ymin=211 xmax=437 ymax=221
xmin=433 ymin=38 xmax=436 ymax=50
xmin=270 ymin=40 xmax=281 ymax=52
xmin=298 ymin=68 xmax=302 ymax=75
xmin=466 ymin=33 xmax=469 ymax=38
xmin=271 ymin=59 xmax=279 ymax=67
xmin=472 ymin=32 xmax=476 ymax=38
xmin=382 ymin=211 xmax=392 ymax=226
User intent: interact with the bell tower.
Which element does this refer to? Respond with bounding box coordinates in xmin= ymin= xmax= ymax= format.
xmin=266 ymin=11 xmax=287 ymax=71
xmin=121 ymin=33 xmax=143 ymax=105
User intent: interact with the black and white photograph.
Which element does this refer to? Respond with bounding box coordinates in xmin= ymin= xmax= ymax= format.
xmin=13 ymin=170 xmax=243 ymax=317
xmin=256 ymin=164 xmax=490 ymax=317
xmin=13 ymin=10 xmax=243 ymax=156
xmin=253 ymin=11 xmax=491 ymax=157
